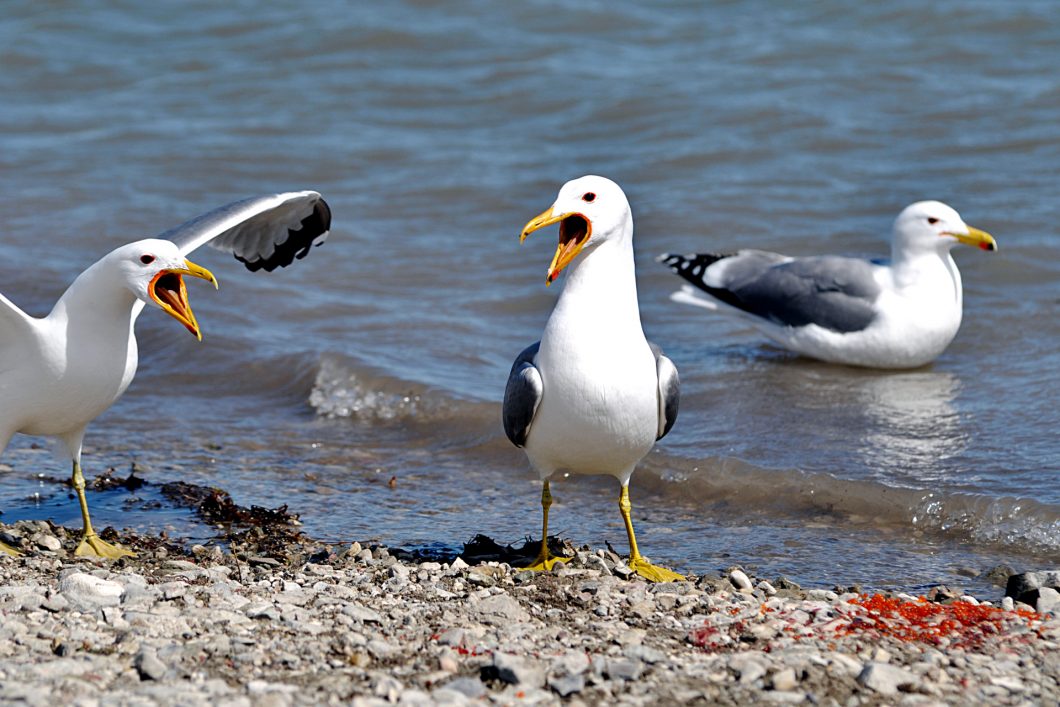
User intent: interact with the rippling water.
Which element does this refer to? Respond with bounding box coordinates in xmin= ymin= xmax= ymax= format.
xmin=1 ymin=1 xmax=1057 ymax=593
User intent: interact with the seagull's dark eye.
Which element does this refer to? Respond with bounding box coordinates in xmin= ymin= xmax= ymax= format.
xmin=927 ymin=217 xmax=939 ymax=225
xmin=140 ymin=254 xmax=155 ymax=265
xmin=582 ymin=192 xmax=596 ymax=203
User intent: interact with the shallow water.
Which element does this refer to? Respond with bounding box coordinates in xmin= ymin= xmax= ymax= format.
xmin=1 ymin=1 xmax=1058 ymax=593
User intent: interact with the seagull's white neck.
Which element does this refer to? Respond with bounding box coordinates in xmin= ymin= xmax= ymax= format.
xmin=546 ymin=233 xmax=644 ymax=341
xmin=49 ymin=259 xmax=143 ymax=336
xmin=889 ymin=244 xmax=963 ymax=308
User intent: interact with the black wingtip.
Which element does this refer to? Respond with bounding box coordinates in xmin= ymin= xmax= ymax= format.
xmin=659 ymin=252 xmax=732 ymax=279
xmin=236 ymin=196 xmax=333 ymax=273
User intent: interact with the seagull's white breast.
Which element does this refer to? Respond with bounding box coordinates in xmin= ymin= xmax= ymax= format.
xmin=6 ymin=309 xmax=138 ymax=438
xmin=524 ymin=300 xmax=658 ymax=482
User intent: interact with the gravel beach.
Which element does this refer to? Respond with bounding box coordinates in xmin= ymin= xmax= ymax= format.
xmin=1 ymin=515 xmax=1058 ymax=706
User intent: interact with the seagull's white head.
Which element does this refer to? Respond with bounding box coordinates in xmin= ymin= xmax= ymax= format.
xmin=109 ymin=238 xmax=218 ymax=340
xmin=519 ymin=175 xmax=632 ymax=285
xmin=892 ymin=201 xmax=997 ymax=257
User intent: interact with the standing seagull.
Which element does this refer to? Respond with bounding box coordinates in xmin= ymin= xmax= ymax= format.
xmin=0 ymin=191 xmax=331 ymax=558
xmin=659 ymin=201 xmax=996 ymax=369
xmin=503 ymin=176 xmax=682 ymax=583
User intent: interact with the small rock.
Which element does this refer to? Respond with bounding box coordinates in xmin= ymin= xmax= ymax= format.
xmin=731 ymin=654 xmax=767 ymax=684
xmin=490 ymin=652 xmax=544 ymax=688
xmin=807 ymin=588 xmax=838 ymax=601
xmin=436 ymin=628 xmax=465 ymax=647
xmin=475 ymin=593 xmax=530 ymax=624
xmin=59 ymin=572 xmax=123 ymax=607
xmin=31 ymin=533 xmax=62 ymax=552
xmin=441 ymin=677 xmax=486 ymax=699
xmin=605 ymin=658 xmax=642 ymax=681
xmin=990 ymin=676 xmax=1026 ymax=693
xmin=245 ymin=602 xmax=281 ymax=621
xmin=552 ymin=650 xmax=590 ymax=677
xmin=548 ymin=673 xmax=584 ymax=697
xmin=770 ymin=667 xmax=798 ymax=691
xmin=857 ymin=662 xmax=918 ymax=696
xmin=1037 ymin=586 xmax=1060 ymax=614
xmin=729 ymin=569 xmax=753 ymax=592
xmin=42 ymin=594 xmax=69 ymax=612
xmin=1001 ymin=596 xmax=1014 ymax=611
xmin=342 ymin=604 xmax=383 ymax=623
xmin=135 ymin=647 xmax=167 ymax=681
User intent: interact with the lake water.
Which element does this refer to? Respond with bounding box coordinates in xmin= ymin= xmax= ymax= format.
xmin=1 ymin=1 xmax=1057 ymax=594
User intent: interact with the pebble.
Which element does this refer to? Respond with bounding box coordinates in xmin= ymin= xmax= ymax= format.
xmin=729 ymin=569 xmax=753 ymax=592
xmin=857 ymin=662 xmax=919 ymax=695
xmin=135 ymin=646 xmax=167 ymax=681
xmin=58 ymin=572 xmax=123 ymax=607
xmin=491 ymin=652 xmax=544 ymax=688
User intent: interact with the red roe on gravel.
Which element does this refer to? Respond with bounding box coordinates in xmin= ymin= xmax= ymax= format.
xmin=837 ymin=594 xmax=1039 ymax=649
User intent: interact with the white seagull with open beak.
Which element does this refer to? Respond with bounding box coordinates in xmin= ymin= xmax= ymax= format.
xmin=0 ymin=191 xmax=330 ymax=558
xmin=503 ymin=175 xmax=682 ymax=582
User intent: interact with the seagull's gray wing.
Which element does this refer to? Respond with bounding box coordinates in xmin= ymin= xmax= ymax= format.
xmin=502 ymin=342 xmax=542 ymax=448
xmin=647 ymin=341 xmax=679 ymax=440
xmin=660 ymin=251 xmax=880 ymax=333
xmin=161 ymin=191 xmax=331 ymax=272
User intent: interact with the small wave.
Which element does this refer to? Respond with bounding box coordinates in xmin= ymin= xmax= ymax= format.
xmin=308 ymin=354 xmax=495 ymax=429
xmin=309 ymin=356 xmax=435 ymax=421
xmin=639 ymin=456 xmax=1060 ymax=559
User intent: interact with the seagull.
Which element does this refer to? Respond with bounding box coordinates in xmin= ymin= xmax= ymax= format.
xmin=659 ymin=201 xmax=997 ymax=369
xmin=0 ymin=191 xmax=331 ymax=559
xmin=503 ymin=175 xmax=683 ymax=583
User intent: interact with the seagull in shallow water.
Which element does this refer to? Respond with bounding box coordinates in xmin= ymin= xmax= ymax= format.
xmin=659 ymin=201 xmax=997 ymax=369
xmin=0 ymin=191 xmax=331 ymax=558
xmin=503 ymin=175 xmax=683 ymax=583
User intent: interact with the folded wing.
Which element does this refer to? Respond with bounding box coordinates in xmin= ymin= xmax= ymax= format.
xmin=502 ymin=342 xmax=542 ymax=448
xmin=660 ymin=251 xmax=881 ymax=333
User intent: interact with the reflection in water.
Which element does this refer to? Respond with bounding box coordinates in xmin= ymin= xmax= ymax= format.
xmin=856 ymin=371 xmax=967 ymax=486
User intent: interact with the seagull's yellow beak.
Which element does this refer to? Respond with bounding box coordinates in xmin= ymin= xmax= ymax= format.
xmin=148 ymin=258 xmax=218 ymax=341
xmin=520 ymin=207 xmax=592 ymax=286
xmin=946 ymin=225 xmax=998 ymax=252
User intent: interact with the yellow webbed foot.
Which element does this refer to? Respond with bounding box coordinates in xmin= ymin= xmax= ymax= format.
xmin=75 ymin=533 xmax=134 ymax=560
xmin=519 ymin=552 xmax=573 ymax=572
xmin=629 ymin=556 xmax=685 ymax=583
xmin=0 ymin=540 xmax=22 ymax=557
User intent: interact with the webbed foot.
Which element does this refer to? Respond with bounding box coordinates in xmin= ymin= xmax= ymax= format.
xmin=629 ymin=556 xmax=685 ymax=583
xmin=75 ymin=533 xmax=134 ymax=559
xmin=519 ymin=550 xmax=572 ymax=572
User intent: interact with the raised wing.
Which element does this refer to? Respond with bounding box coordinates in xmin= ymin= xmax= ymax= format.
xmin=660 ymin=251 xmax=880 ymax=334
xmin=161 ymin=191 xmax=331 ymax=272
xmin=0 ymin=292 xmax=36 ymax=375
xmin=648 ymin=341 xmax=679 ymax=440
xmin=502 ymin=342 xmax=542 ymax=448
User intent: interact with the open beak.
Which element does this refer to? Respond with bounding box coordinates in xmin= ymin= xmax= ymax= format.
xmin=946 ymin=225 xmax=997 ymax=252
xmin=520 ymin=207 xmax=592 ymax=286
xmin=148 ymin=259 xmax=218 ymax=340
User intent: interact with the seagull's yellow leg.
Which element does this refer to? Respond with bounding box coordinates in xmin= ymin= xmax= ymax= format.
xmin=71 ymin=461 xmax=134 ymax=559
xmin=519 ymin=480 xmax=571 ymax=572
xmin=619 ymin=484 xmax=684 ymax=582
xmin=0 ymin=540 xmax=20 ymax=557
